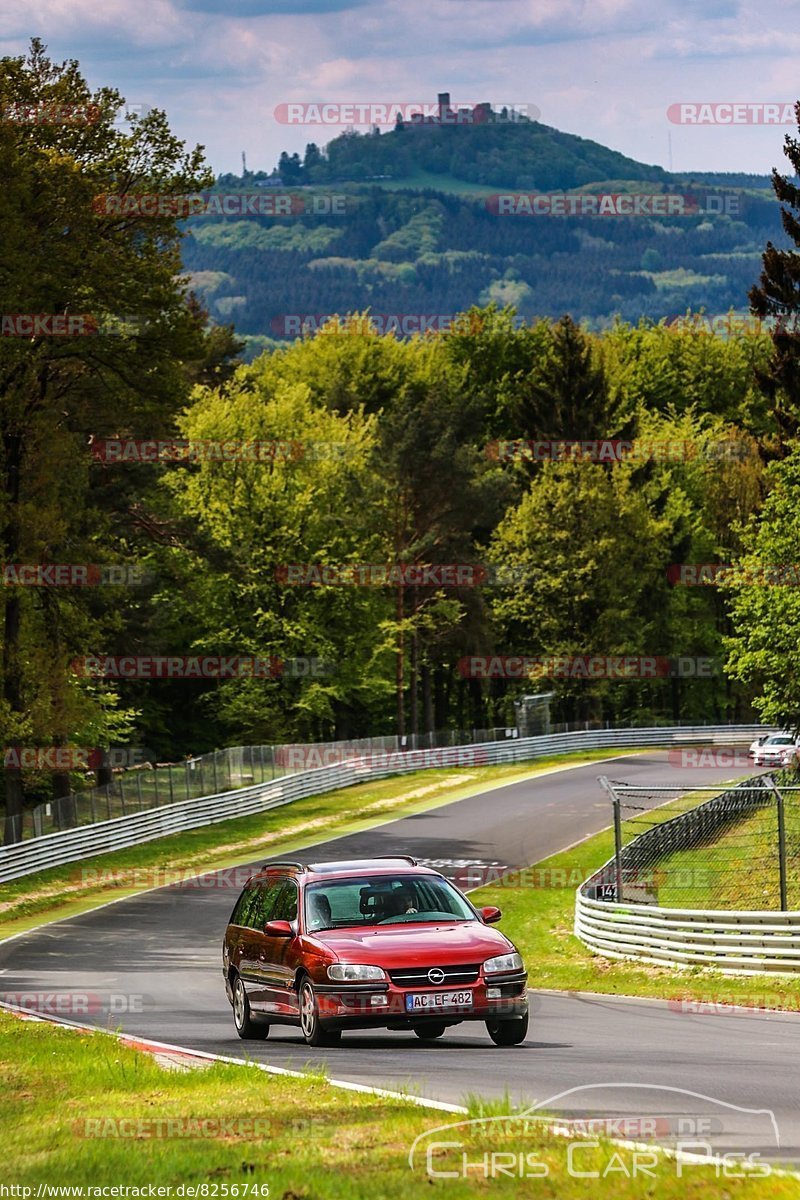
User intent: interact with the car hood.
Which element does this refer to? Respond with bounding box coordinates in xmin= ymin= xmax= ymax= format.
xmin=310 ymin=921 xmax=516 ymax=966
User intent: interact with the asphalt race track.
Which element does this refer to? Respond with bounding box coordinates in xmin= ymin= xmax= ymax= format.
xmin=3 ymin=750 xmax=798 ymax=1167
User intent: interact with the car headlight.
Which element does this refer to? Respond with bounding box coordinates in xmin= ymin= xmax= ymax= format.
xmin=483 ymin=952 xmax=523 ymax=975
xmin=327 ymin=964 xmax=386 ymax=981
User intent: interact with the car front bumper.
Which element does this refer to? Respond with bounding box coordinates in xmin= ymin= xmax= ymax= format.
xmin=312 ymin=972 xmax=529 ymax=1029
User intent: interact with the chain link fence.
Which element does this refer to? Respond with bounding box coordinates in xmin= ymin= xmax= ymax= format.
xmin=2 ymin=720 xmax=771 ymax=849
xmin=590 ymin=770 xmax=800 ymax=910
xmin=5 ymin=726 xmax=524 ymax=845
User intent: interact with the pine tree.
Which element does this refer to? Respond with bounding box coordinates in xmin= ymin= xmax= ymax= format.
xmin=749 ymin=100 xmax=800 ymax=443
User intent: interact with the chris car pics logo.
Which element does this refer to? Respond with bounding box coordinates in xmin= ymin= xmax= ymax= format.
xmin=407 ymin=1084 xmax=778 ymax=1181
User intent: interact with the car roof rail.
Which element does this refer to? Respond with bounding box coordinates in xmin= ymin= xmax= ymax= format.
xmin=261 ymin=860 xmax=307 ymax=873
xmin=376 ymin=855 xmax=418 ymax=865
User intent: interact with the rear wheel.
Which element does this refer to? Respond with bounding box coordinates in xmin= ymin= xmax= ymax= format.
xmin=486 ymin=1012 xmax=528 ymax=1046
xmin=299 ymin=979 xmax=342 ymax=1047
xmin=232 ymin=975 xmax=269 ymax=1040
xmin=414 ymin=1023 xmax=447 ymax=1040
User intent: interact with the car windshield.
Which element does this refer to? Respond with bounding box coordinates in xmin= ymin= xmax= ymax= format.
xmin=767 ymin=736 xmax=794 ymax=745
xmin=304 ymin=874 xmax=476 ymax=931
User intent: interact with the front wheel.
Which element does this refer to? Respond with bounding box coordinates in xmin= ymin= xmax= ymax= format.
xmin=414 ymin=1023 xmax=447 ymax=1040
xmin=299 ymin=979 xmax=342 ymax=1047
xmin=232 ymin=975 xmax=269 ymax=1040
xmin=486 ymin=1012 xmax=528 ymax=1046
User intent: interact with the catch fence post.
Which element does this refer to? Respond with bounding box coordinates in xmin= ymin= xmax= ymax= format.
xmin=767 ymin=777 xmax=788 ymax=911
xmin=599 ymin=775 xmax=623 ymax=901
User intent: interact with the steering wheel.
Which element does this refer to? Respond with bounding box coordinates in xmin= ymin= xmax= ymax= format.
xmin=377 ymin=908 xmax=418 ymax=923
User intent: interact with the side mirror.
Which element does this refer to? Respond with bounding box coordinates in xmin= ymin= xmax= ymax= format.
xmin=263 ymin=919 xmax=293 ymax=937
xmin=481 ymin=905 xmax=502 ymax=924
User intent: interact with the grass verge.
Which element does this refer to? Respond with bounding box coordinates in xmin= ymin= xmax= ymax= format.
xmin=0 ymin=1011 xmax=792 ymax=1194
xmin=653 ymin=800 xmax=800 ymax=911
xmin=0 ymin=748 xmax=639 ymax=943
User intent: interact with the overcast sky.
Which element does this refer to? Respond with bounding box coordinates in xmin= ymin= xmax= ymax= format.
xmin=3 ymin=0 xmax=798 ymax=177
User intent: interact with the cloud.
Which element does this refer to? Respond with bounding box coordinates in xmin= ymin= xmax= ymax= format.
xmin=0 ymin=0 xmax=795 ymax=175
xmin=179 ymin=0 xmax=369 ymax=11
xmin=655 ymin=30 xmax=800 ymax=60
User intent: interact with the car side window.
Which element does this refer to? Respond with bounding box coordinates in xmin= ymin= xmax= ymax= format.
xmin=270 ymin=880 xmax=298 ymax=923
xmin=248 ymin=881 xmax=284 ymax=929
xmin=230 ymin=886 xmax=258 ymax=927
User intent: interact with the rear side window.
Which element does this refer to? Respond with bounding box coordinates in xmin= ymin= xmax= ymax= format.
xmin=270 ymin=880 xmax=298 ymax=923
xmin=248 ymin=880 xmax=285 ymax=928
xmin=229 ymin=886 xmax=258 ymax=928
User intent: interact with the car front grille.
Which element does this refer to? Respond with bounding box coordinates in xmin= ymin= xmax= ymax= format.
xmin=388 ymin=963 xmax=480 ymax=986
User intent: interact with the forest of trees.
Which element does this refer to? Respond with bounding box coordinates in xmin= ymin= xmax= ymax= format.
xmin=183 ymin=184 xmax=783 ymax=349
xmin=4 ymin=44 xmax=800 ymax=836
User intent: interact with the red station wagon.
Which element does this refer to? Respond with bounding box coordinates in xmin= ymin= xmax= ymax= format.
xmin=222 ymin=857 xmax=529 ymax=1047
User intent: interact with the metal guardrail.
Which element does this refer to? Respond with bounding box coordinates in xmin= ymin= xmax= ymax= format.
xmin=575 ymin=893 xmax=800 ymax=975
xmin=0 ymin=723 xmax=767 ymax=884
xmin=20 ymin=728 xmax=526 ymax=844
xmin=575 ymin=772 xmax=800 ymax=976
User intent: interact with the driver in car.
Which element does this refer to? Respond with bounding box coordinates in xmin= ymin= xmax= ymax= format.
xmin=390 ymin=885 xmax=418 ymax=916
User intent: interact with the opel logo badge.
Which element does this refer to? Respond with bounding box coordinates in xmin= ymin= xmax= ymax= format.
xmin=428 ymin=968 xmax=445 ymax=985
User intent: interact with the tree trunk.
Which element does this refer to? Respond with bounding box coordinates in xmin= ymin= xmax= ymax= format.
xmin=422 ymin=663 xmax=434 ymax=734
xmin=395 ymin=582 xmax=405 ymax=737
xmin=409 ymin=586 xmax=419 ymax=739
xmin=434 ymin=665 xmax=448 ymax=729
xmin=2 ymin=430 xmax=24 ymax=844
xmin=42 ymin=592 xmax=77 ymax=826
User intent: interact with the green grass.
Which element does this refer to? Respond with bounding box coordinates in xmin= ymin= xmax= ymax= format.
xmin=0 ymin=748 xmax=641 ymax=942
xmin=1 ymin=1011 xmax=793 ymax=1194
xmin=653 ymin=798 xmax=800 ymax=911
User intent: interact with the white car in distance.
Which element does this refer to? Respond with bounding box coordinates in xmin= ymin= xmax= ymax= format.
xmin=752 ymin=733 xmax=800 ymax=769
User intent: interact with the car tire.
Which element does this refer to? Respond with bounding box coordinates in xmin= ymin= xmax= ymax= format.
xmin=299 ymin=979 xmax=342 ymax=1047
xmin=414 ymin=1023 xmax=447 ymax=1040
xmin=486 ymin=1012 xmax=529 ymax=1046
xmin=232 ymin=974 xmax=269 ymax=1040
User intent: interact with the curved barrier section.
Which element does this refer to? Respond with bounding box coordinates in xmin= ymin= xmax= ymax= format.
xmin=575 ymin=894 xmax=800 ymax=975
xmin=0 ymin=724 xmax=765 ymax=883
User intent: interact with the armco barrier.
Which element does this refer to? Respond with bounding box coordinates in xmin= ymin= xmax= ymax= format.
xmin=575 ymin=894 xmax=800 ymax=975
xmin=574 ymin=772 xmax=800 ymax=976
xmin=0 ymin=724 xmax=766 ymax=884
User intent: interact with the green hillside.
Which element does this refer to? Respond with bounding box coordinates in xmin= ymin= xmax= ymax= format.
xmin=190 ymin=118 xmax=781 ymax=347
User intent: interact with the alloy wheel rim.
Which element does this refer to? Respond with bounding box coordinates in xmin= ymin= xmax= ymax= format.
xmin=300 ymin=984 xmax=314 ymax=1037
xmin=233 ymin=979 xmax=245 ymax=1027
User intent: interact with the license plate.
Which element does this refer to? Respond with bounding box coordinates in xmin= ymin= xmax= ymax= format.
xmin=405 ymin=990 xmax=472 ymax=1012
